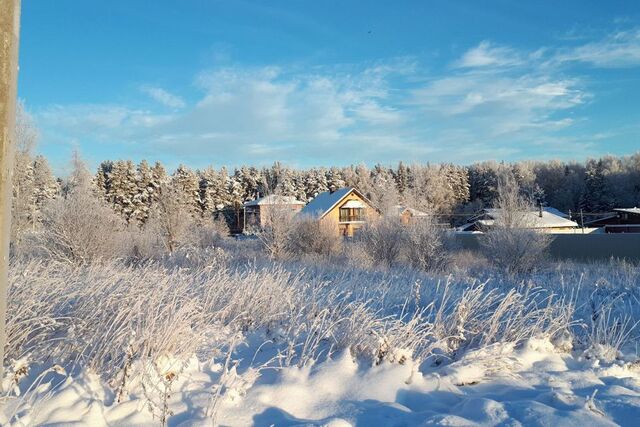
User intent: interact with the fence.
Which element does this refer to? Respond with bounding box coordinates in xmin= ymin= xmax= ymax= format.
xmin=454 ymin=233 xmax=640 ymax=262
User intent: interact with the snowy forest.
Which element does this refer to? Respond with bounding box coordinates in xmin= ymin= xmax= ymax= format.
xmin=12 ymin=103 xmax=640 ymax=237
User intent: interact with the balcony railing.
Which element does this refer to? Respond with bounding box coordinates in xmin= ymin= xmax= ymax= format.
xmin=339 ymin=209 xmax=365 ymax=223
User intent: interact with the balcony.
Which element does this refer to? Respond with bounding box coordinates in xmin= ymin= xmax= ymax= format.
xmin=339 ymin=208 xmax=365 ymax=223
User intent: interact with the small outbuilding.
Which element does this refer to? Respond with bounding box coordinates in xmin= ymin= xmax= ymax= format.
xmin=298 ymin=187 xmax=378 ymax=237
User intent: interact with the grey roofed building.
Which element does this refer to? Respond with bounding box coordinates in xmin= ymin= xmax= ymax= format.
xmin=458 ymin=207 xmax=579 ymax=232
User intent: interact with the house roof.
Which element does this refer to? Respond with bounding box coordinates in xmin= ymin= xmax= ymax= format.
xmin=614 ymin=208 xmax=640 ymax=215
xmin=244 ymin=194 xmax=306 ymax=207
xmin=391 ymin=205 xmax=429 ymax=217
xmin=299 ymin=187 xmax=371 ymax=219
xmin=460 ymin=207 xmax=578 ymax=230
xmin=542 ymin=207 xmax=570 ymax=219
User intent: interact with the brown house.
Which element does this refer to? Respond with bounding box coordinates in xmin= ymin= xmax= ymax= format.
xmin=298 ymin=187 xmax=378 ymax=237
xmin=243 ymin=195 xmax=306 ymax=229
xmin=584 ymin=208 xmax=640 ymax=233
xmin=391 ymin=205 xmax=430 ymax=225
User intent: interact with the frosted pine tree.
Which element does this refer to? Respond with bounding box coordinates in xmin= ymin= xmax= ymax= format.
xmin=266 ymin=162 xmax=297 ymax=197
xmin=581 ymin=159 xmax=613 ymax=213
xmin=467 ymin=161 xmax=503 ymax=206
xmin=199 ymin=167 xmax=229 ymax=217
xmin=234 ymin=166 xmax=263 ymax=201
xmin=132 ymin=160 xmax=158 ymax=223
xmin=326 ymin=166 xmax=346 ymax=191
xmin=94 ymin=161 xmax=112 ymax=200
xmin=304 ymin=168 xmax=329 ymax=200
xmin=106 ymin=160 xmax=139 ymax=222
xmin=151 ymin=162 xmax=169 ymax=188
xmin=394 ymin=161 xmax=410 ymax=197
xmin=285 ymin=170 xmax=304 ymax=202
xmin=443 ymin=164 xmax=470 ymax=206
xmin=172 ymin=164 xmax=202 ymax=217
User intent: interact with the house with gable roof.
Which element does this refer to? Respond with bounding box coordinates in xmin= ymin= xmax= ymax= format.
xmin=243 ymin=194 xmax=306 ymax=229
xmin=298 ymin=187 xmax=379 ymax=237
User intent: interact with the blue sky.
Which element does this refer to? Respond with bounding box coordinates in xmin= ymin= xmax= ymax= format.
xmin=17 ymin=0 xmax=640 ymax=173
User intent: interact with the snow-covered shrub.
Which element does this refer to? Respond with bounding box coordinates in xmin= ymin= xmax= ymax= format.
xmin=253 ymin=204 xmax=295 ymax=260
xmin=480 ymin=174 xmax=551 ymax=275
xmin=352 ymin=216 xmax=405 ymax=268
xmin=145 ymin=183 xmax=197 ymax=254
xmin=197 ymin=215 xmax=231 ymax=248
xmin=287 ymin=216 xmax=342 ymax=259
xmin=482 ymin=228 xmax=551 ymax=275
xmin=34 ymin=185 xmax=129 ymax=264
xmin=403 ymin=217 xmax=452 ymax=272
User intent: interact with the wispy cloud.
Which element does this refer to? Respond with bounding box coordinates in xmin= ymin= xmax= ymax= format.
xmin=140 ymin=86 xmax=186 ymax=109
xmin=454 ymin=41 xmax=523 ymax=69
xmin=556 ymin=29 xmax=640 ymax=68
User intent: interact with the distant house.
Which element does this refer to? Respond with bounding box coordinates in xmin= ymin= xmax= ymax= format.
xmin=298 ymin=187 xmax=379 ymax=237
xmin=584 ymin=208 xmax=640 ymax=233
xmin=243 ymin=194 xmax=306 ymax=229
xmin=457 ymin=207 xmax=579 ymax=233
xmin=390 ymin=205 xmax=430 ymax=225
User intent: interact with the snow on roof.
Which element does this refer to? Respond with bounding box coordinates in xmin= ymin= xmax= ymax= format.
xmin=342 ymin=199 xmax=366 ymax=209
xmin=391 ymin=205 xmax=429 ymax=217
xmin=614 ymin=208 xmax=640 ymax=215
xmin=298 ymin=187 xmax=356 ymax=219
xmin=481 ymin=208 xmax=579 ymax=228
xmin=244 ymin=194 xmax=305 ymax=207
xmin=542 ymin=207 xmax=570 ymax=219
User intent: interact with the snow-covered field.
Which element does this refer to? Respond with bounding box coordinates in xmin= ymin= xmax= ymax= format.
xmin=2 ymin=255 xmax=640 ymax=426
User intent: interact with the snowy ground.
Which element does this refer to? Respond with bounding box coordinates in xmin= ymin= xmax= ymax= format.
xmin=6 ymin=338 xmax=640 ymax=426
xmin=2 ymin=258 xmax=640 ymax=426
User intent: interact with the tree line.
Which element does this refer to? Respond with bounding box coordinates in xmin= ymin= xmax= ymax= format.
xmin=11 ymin=104 xmax=640 ymax=236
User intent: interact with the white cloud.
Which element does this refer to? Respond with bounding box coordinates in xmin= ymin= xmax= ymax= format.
xmin=556 ymin=29 xmax=640 ymax=68
xmin=412 ymin=74 xmax=584 ymax=134
xmin=454 ymin=41 xmax=523 ymax=68
xmin=141 ymin=86 xmax=186 ymax=109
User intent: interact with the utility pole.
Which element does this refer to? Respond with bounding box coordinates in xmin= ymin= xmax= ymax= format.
xmin=0 ymin=0 xmax=21 ymax=387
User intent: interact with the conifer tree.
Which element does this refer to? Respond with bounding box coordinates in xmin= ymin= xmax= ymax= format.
xmin=172 ymin=164 xmax=202 ymax=217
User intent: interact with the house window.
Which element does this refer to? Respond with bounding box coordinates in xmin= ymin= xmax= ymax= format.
xmin=339 ymin=207 xmax=365 ymax=222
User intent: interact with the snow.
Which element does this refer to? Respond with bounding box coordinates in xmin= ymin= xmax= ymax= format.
xmin=460 ymin=207 xmax=579 ymax=230
xmin=391 ymin=205 xmax=430 ymax=218
xmin=614 ymin=208 xmax=640 ymax=216
xmin=484 ymin=208 xmax=579 ymax=228
xmin=5 ymin=339 xmax=640 ymax=426
xmin=298 ymin=187 xmax=354 ymax=219
xmin=243 ymin=195 xmax=306 ymax=207
xmin=4 ymin=259 xmax=640 ymax=426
